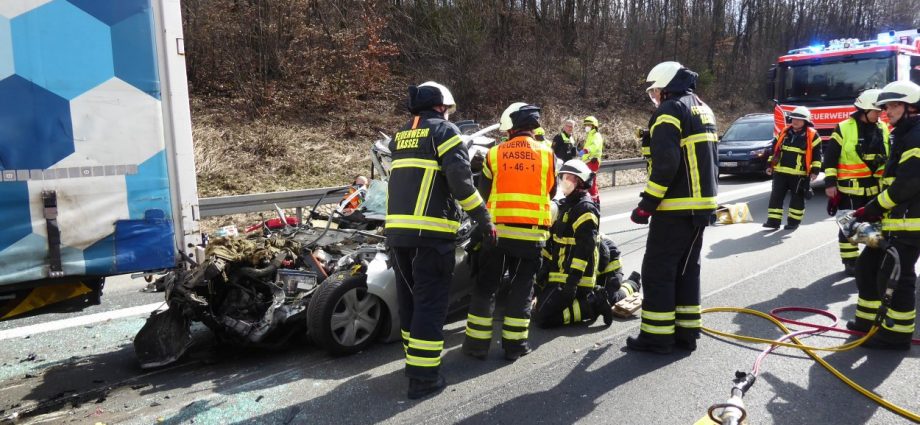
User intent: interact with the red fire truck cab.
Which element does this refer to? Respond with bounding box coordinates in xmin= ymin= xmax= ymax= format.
xmin=767 ymin=29 xmax=920 ymax=141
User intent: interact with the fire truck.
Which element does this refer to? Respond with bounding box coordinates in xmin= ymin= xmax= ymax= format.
xmin=767 ymin=29 xmax=920 ymax=140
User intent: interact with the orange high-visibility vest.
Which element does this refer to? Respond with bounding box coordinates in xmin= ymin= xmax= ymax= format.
xmin=772 ymin=126 xmax=819 ymax=175
xmin=485 ymin=136 xmax=555 ymax=227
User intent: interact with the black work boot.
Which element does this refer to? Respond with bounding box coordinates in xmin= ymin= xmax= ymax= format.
xmin=784 ymin=222 xmax=800 ymax=231
xmin=408 ymin=374 xmax=447 ymax=400
xmin=461 ymin=344 xmax=488 ymax=360
xmin=845 ymin=320 xmax=870 ymax=333
xmin=504 ymin=344 xmax=532 ymax=361
xmin=861 ymin=337 xmax=910 ymax=351
xmin=762 ymin=218 xmax=781 ymax=230
xmin=843 ymin=259 xmax=857 ymax=276
xmin=625 ymin=336 xmax=673 ymax=354
xmin=624 ymin=271 xmax=642 ymax=293
xmin=594 ymin=292 xmax=614 ymax=326
xmin=675 ymin=337 xmax=698 ymax=352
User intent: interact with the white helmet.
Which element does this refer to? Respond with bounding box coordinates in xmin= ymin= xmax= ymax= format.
xmin=417 ymin=81 xmax=456 ymax=112
xmin=874 ymin=81 xmax=920 ymax=107
xmin=499 ymin=102 xmax=528 ymax=131
xmin=558 ymin=159 xmax=594 ymax=185
xmin=646 ymin=61 xmax=683 ymax=92
xmin=854 ymin=89 xmax=883 ymax=111
xmin=787 ymin=106 xmax=812 ymax=123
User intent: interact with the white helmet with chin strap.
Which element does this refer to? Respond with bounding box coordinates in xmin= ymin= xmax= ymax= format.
xmin=499 ymin=102 xmax=528 ymax=131
xmin=854 ymin=89 xmax=883 ymax=111
xmin=558 ymin=159 xmax=595 ymax=187
xmin=646 ymin=61 xmax=684 ymax=92
xmin=787 ymin=106 xmax=812 ymax=124
xmin=874 ymin=80 xmax=920 ymax=107
xmin=418 ymin=81 xmax=457 ymax=113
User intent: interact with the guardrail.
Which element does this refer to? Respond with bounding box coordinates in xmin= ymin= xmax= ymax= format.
xmin=199 ymin=157 xmax=646 ymax=218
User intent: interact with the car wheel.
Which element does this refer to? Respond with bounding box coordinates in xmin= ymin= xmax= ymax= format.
xmin=307 ymin=271 xmax=384 ymax=355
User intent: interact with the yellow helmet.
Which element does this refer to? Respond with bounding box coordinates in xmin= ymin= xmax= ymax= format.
xmin=583 ymin=116 xmax=599 ymax=128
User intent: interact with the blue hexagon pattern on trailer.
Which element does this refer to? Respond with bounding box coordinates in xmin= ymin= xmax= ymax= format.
xmin=0 ymin=17 xmax=13 ymax=81
xmin=0 ymin=181 xmax=32 ymax=253
xmin=111 ymin=8 xmax=160 ymax=99
xmin=0 ymin=75 xmax=74 ymax=170
xmin=67 ymin=0 xmax=149 ymax=26
xmin=11 ymin=0 xmax=114 ymax=100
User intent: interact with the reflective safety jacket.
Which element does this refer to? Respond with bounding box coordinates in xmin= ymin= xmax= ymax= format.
xmin=385 ymin=111 xmax=489 ymax=245
xmin=582 ymin=129 xmax=604 ymax=162
xmin=825 ymin=117 xmax=890 ymax=197
xmin=480 ymin=135 xmax=556 ymax=243
xmin=552 ymin=132 xmax=578 ymax=162
xmin=638 ymin=93 xmax=719 ymax=218
xmin=542 ymin=191 xmax=599 ymax=289
xmin=871 ymin=116 xmax=920 ymax=241
xmin=769 ymin=126 xmax=821 ymax=176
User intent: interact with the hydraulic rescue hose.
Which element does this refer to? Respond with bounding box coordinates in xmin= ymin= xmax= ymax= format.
xmin=701 ymin=306 xmax=920 ymax=423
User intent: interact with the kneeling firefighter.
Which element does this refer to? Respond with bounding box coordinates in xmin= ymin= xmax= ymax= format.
xmin=533 ymin=160 xmax=619 ymax=328
xmin=462 ymin=103 xmax=556 ymax=361
xmin=846 ymin=80 xmax=920 ymax=350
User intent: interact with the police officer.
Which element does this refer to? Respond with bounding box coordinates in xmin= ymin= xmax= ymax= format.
xmin=824 ymin=89 xmax=890 ymax=275
xmin=462 ymin=103 xmax=555 ymax=361
xmin=847 ymin=80 xmax=920 ymax=350
xmin=580 ymin=116 xmax=604 ymax=204
xmin=533 ymin=160 xmax=621 ymax=328
xmin=763 ymin=106 xmax=822 ymax=231
xmin=626 ymin=62 xmax=719 ymax=354
xmin=386 ymin=81 xmax=494 ymax=399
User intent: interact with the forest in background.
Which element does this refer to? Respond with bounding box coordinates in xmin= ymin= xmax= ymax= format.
xmin=179 ymin=0 xmax=920 ymax=197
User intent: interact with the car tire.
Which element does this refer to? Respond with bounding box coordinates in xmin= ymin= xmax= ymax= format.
xmin=307 ymin=270 xmax=384 ymax=355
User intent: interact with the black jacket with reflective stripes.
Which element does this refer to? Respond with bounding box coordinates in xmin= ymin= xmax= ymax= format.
xmin=543 ymin=191 xmax=599 ymax=289
xmin=638 ymin=93 xmax=719 ymax=220
xmin=868 ymin=116 xmax=920 ymax=243
xmin=385 ymin=110 xmax=489 ymax=246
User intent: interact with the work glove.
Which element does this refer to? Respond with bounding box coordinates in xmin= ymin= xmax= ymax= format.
xmin=827 ymin=192 xmax=840 ymax=216
xmin=765 ymin=167 xmax=773 ymax=176
xmin=480 ymin=220 xmax=498 ymax=245
xmin=630 ymin=207 xmax=651 ymax=225
xmin=854 ymin=204 xmax=883 ymax=223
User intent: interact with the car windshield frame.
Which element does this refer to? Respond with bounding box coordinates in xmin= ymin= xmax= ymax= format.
xmin=776 ymin=53 xmax=895 ymax=104
xmin=721 ymin=120 xmax=775 ymax=142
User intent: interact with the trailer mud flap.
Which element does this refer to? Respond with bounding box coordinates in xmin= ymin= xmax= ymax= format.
xmin=0 ymin=280 xmax=100 ymax=320
xmin=134 ymin=305 xmax=192 ymax=369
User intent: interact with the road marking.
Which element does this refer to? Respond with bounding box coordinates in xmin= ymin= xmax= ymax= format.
xmin=600 ymin=181 xmax=772 ymax=223
xmin=0 ymin=302 xmax=166 ymax=341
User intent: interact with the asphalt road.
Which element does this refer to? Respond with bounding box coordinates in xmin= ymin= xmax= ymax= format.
xmin=2 ymin=175 xmax=919 ymax=425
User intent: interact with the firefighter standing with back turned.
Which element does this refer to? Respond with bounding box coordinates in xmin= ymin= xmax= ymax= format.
xmin=386 ymin=81 xmax=495 ymax=399
xmin=846 ymin=80 xmax=920 ymax=350
xmin=626 ymin=61 xmax=719 ymax=354
xmin=824 ymin=89 xmax=890 ymax=275
xmin=462 ymin=103 xmax=555 ymax=361
xmin=762 ymin=106 xmax=822 ymax=231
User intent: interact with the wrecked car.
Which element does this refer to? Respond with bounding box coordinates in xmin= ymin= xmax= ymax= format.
xmin=134 ymin=124 xmax=498 ymax=368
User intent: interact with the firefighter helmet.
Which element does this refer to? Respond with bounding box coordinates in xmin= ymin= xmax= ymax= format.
xmin=510 ymin=105 xmax=541 ymax=131
xmin=787 ymin=106 xmax=812 ymax=123
xmin=583 ymin=116 xmax=599 ymax=128
xmin=499 ymin=102 xmax=528 ymax=131
xmin=874 ymin=81 xmax=920 ymax=107
xmin=409 ymin=81 xmax=457 ymax=114
xmin=558 ymin=159 xmax=594 ymax=186
xmin=534 ymin=127 xmax=545 ymax=137
xmin=854 ymin=89 xmax=883 ymax=111
xmin=645 ymin=61 xmax=683 ymax=92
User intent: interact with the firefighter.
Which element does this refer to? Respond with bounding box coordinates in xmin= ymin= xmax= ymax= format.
xmin=762 ymin=106 xmax=822 ymax=231
xmin=847 ymin=80 xmax=920 ymax=350
xmin=626 ymin=61 xmax=719 ymax=354
xmin=462 ymin=103 xmax=556 ymax=361
xmin=532 ymin=159 xmax=620 ymax=328
xmin=534 ymin=127 xmax=551 ymax=147
xmin=552 ymin=119 xmax=578 ymax=162
xmin=386 ymin=81 xmax=495 ymax=399
xmin=824 ymin=89 xmax=890 ymax=275
xmin=596 ymin=234 xmax=641 ymax=304
xmin=580 ymin=116 xmax=604 ymax=204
